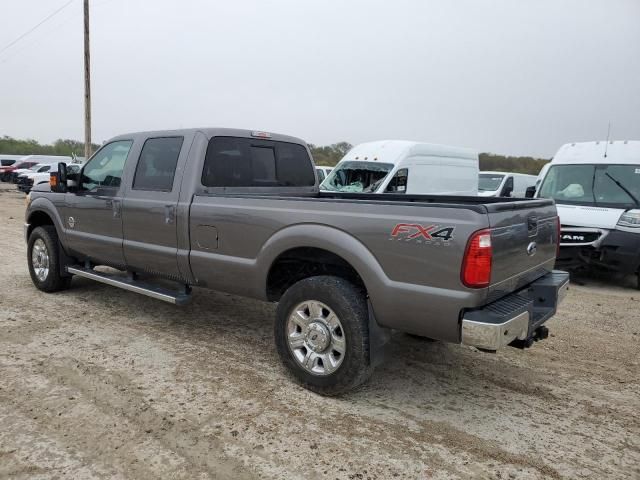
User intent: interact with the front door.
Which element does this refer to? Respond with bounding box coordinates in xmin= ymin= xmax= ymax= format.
xmin=121 ymin=136 xmax=186 ymax=279
xmin=64 ymin=140 xmax=134 ymax=267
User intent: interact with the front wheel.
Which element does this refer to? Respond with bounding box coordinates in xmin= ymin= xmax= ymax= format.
xmin=274 ymin=276 xmax=372 ymax=396
xmin=27 ymin=226 xmax=72 ymax=292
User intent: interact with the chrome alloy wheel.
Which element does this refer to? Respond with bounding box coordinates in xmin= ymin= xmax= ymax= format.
xmin=31 ymin=238 xmax=50 ymax=282
xmin=286 ymin=300 xmax=346 ymax=376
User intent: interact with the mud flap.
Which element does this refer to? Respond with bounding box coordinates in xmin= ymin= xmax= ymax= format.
xmin=58 ymin=242 xmax=74 ymax=278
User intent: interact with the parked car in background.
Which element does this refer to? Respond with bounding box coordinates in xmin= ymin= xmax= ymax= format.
xmin=1 ymin=161 xmax=39 ymax=182
xmin=320 ymin=140 xmax=478 ymax=195
xmin=18 ymin=164 xmax=82 ymax=194
xmin=3 ymin=155 xmax=71 ymax=183
xmin=13 ymin=163 xmax=55 ymax=184
xmin=478 ymin=172 xmax=537 ymax=197
xmin=0 ymin=155 xmax=27 ymax=169
xmin=535 ymin=140 xmax=640 ymax=288
xmin=315 ymin=166 xmax=333 ymax=183
xmin=25 ymin=128 xmax=566 ymax=395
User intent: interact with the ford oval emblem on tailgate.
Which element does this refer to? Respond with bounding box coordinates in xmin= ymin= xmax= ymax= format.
xmin=527 ymin=241 xmax=537 ymax=256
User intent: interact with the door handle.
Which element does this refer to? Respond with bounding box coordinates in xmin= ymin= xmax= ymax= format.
xmin=164 ymin=205 xmax=176 ymax=224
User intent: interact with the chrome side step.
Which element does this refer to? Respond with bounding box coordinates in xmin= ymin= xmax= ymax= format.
xmin=66 ymin=266 xmax=191 ymax=305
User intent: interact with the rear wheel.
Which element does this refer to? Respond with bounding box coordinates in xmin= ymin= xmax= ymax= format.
xmin=27 ymin=226 xmax=72 ymax=292
xmin=275 ymin=276 xmax=372 ymax=396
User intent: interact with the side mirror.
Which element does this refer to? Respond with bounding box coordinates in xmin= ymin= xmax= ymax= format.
xmin=49 ymin=163 xmax=68 ymax=193
xmin=502 ymin=187 xmax=513 ymax=197
xmin=525 ymin=186 xmax=536 ymax=198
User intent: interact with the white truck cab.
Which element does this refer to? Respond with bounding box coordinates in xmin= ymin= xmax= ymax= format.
xmin=320 ymin=140 xmax=478 ymax=195
xmin=478 ymin=171 xmax=537 ymax=197
xmin=535 ymin=141 xmax=640 ymax=287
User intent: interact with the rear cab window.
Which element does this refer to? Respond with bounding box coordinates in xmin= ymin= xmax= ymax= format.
xmin=202 ymin=137 xmax=315 ymax=188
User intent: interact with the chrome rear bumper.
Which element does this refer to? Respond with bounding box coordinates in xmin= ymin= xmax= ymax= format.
xmin=461 ymin=270 xmax=570 ymax=351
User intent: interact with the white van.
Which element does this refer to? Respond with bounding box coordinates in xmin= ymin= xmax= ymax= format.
xmin=478 ymin=171 xmax=537 ymax=197
xmin=315 ymin=166 xmax=333 ymax=183
xmin=320 ymin=140 xmax=478 ymax=195
xmin=535 ymin=140 xmax=640 ymax=288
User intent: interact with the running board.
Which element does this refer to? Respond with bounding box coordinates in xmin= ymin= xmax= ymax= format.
xmin=66 ymin=266 xmax=191 ymax=305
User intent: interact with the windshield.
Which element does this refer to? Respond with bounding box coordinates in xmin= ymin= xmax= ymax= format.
xmin=538 ymin=164 xmax=640 ymax=208
xmin=1 ymin=159 xmax=16 ymax=166
xmin=320 ymin=161 xmax=394 ymax=192
xmin=478 ymin=174 xmax=505 ymax=191
xmin=29 ymin=164 xmax=45 ymax=172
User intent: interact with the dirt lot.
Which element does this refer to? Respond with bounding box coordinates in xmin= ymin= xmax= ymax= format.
xmin=0 ymin=183 xmax=638 ymax=480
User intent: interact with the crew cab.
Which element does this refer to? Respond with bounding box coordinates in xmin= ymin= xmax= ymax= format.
xmin=25 ymin=128 xmax=568 ymax=395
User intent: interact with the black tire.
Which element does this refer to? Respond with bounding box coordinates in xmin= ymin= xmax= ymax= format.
xmin=27 ymin=225 xmax=72 ymax=292
xmin=275 ymin=275 xmax=372 ymax=396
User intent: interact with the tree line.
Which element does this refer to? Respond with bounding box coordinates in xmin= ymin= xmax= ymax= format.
xmin=1 ymin=136 xmax=549 ymax=175
xmin=310 ymin=142 xmax=549 ymax=175
xmin=0 ymin=136 xmax=99 ymax=158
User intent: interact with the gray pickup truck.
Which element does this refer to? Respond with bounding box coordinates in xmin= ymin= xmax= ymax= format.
xmin=25 ymin=128 xmax=569 ymax=395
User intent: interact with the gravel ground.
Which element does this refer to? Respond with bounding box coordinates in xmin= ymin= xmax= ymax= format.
xmin=1 ymin=183 xmax=638 ymax=480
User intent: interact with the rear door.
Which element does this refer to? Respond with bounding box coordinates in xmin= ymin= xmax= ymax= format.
xmin=486 ymin=200 xmax=558 ymax=300
xmin=121 ymin=136 xmax=188 ymax=280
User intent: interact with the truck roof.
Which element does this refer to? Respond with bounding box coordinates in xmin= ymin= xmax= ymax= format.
xmin=552 ymin=141 xmax=640 ymax=165
xmin=109 ymin=128 xmax=307 ymax=146
xmin=339 ymin=140 xmax=477 ymax=166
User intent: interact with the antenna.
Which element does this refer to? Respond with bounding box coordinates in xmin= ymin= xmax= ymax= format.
xmin=603 ymin=122 xmax=611 ymax=158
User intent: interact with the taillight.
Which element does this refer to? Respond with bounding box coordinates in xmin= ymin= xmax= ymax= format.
xmin=555 ymin=215 xmax=561 ymax=257
xmin=461 ymin=228 xmax=492 ymax=288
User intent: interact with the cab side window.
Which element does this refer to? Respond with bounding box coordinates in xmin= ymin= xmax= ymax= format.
xmin=385 ymin=169 xmax=408 ymax=193
xmin=133 ymin=137 xmax=184 ymax=191
xmin=81 ymin=140 xmax=133 ymax=193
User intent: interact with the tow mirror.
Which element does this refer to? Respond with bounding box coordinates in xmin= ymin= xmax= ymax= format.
xmin=50 ymin=162 xmax=68 ymax=193
xmin=525 ymin=186 xmax=536 ymax=198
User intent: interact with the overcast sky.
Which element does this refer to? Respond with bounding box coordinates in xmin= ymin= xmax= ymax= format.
xmin=0 ymin=0 xmax=638 ymax=158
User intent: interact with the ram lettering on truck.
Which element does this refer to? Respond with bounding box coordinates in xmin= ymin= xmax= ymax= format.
xmin=25 ymin=128 xmax=569 ymax=395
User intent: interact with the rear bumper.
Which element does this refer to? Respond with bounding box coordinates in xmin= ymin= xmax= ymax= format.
xmin=461 ymin=270 xmax=569 ymax=351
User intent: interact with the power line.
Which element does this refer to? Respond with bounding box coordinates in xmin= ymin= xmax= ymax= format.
xmin=0 ymin=0 xmax=75 ymax=56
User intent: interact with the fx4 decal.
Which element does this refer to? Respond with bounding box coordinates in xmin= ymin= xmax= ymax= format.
xmin=390 ymin=223 xmax=455 ymax=243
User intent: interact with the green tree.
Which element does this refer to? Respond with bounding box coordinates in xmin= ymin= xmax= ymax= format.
xmin=0 ymin=135 xmax=99 ymax=158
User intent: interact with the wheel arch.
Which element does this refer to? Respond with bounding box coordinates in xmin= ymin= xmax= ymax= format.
xmin=26 ymin=198 xmax=66 ymax=244
xmin=259 ymin=224 xmax=386 ymax=302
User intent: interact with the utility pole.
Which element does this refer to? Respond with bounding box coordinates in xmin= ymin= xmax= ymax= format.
xmin=83 ymin=0 xmax=92 ymax=159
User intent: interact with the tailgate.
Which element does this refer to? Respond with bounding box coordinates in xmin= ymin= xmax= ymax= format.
xmin=486 ymin=199 xmax=558 ymax=302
